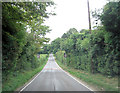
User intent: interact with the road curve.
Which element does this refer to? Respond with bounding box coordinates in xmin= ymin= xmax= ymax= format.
xmin=20 ymin=54 xmax=93 ymax=92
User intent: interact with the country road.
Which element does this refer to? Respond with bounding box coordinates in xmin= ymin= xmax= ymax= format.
xmin=20 ymin=54 xmax=93 ymax=92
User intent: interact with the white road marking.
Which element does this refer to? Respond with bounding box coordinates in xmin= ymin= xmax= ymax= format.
xmin=54 ymin=57 xmax=94 ymax=92
xmin=19 ymin=62 xmax=48 ymax=93
xmin=19 ymin=55 xmax=94 ymax=92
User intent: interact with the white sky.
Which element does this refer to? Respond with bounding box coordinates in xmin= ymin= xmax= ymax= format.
xmin=44 ymin=0 xmax=107 ymax=43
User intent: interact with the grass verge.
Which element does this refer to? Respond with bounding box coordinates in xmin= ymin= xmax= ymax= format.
xmin=2 ymin=54 xmax=48 ymax=92
xmin=55 ymin=58 xmax=118 ymax=92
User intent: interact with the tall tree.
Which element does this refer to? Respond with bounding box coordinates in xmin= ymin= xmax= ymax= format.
xmin=2 ymin=2 xmax=55 ymax=79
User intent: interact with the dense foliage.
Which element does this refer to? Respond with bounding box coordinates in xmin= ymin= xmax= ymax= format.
xmin=3 ymin=54 xmax=48 ymax=91
xmin=2 ymin=2 xmax=54 ymax=83
xmin=49 ymin=1 xmax=120 ymax=76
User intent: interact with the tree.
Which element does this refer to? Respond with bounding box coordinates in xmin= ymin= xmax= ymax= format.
xmin=2 ymin=2 xmax=55 ymax=80
xmin=61 ymin=28 xmax=78 ymax=38
xmin=50 ymin=38 xmax=61 ymax=53
xmin=101 ymin=2 xmax=120 ymax=35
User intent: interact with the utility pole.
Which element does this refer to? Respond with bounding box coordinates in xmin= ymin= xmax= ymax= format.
xmin=87 ymin=0 xmax=94 ymax=73
xmin=87 ymin=0 xmax=91 ymax=33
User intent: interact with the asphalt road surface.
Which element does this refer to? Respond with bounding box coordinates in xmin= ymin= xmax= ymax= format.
xmin=20 ymin=54 xmax=93 ymax=92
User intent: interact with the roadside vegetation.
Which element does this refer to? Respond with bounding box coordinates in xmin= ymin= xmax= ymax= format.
xmin=2 ymin=1 xmax=120 ymax=92
xmin=2 ymin=2 xmax=55 ymax=92
xmin=55 ymin=52 xmax=118 ymax=91
xmin=2 ymin=54 xmax=48 ymax=91
xmin=42 ymin=1 xmax=120 ymax=92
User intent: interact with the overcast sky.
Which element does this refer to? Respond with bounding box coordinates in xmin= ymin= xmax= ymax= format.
xmin=44 ymin=0 xmax=107 ymax=43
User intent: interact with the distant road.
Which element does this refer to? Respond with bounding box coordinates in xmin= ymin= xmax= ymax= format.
xmin=20 ymin=54 xmax=93 ymax=92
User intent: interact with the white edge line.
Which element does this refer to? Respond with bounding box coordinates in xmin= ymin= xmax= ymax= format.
xmin=54 ymin=58 xmax=94 ymax=92
xmin=19 ymin=56 xmax=94 ymax=92
xmin=19 ymin=62 xmax=48 ymax=93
